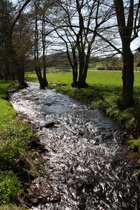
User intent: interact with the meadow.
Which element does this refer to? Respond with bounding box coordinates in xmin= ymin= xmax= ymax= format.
xmin=26 ymin=70 xmax=140 ymax=92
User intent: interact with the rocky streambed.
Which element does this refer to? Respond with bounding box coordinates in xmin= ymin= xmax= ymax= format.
xmin=10 ymin=83 xmax=140 ymax=210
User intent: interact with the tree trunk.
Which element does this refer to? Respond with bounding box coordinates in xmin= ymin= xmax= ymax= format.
xmin=71 ymin=48 xmax=78 ymax=87
xmin=122 ymin=49 xmax=134 ymax=107
xmin=16 ymin=63 xmax=28 ymax=88
xmin=43 ymin=66 xmax=48 ymax=87
xmin=77 ymin=51 xmax=89 ymax=88
xmin=71 ymin=65 xmax=78 ymax=87
xmin=118 ymin=44 xmax=134 ymax=109
xmin=42 ymin=13 xmax=48 ymax=87
xmin=42 ymin=51 xmax=48 ymax=87
xmin=114 ymin=0 xmax=135 ymax=108
xmin=35 ymin=65 xmax=46 ymax=89
xmin=77 ymin=77 xmax=88 ymax=88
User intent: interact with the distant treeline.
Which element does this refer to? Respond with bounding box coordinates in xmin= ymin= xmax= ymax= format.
xmin=97 ymin=66 xmax=140 ymax=71
xmin=97 ymin=66 xmax=123 ymax=70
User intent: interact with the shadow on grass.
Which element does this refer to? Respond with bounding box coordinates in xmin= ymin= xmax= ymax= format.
xmin=57 ymin=84 xmax=122 ymax=105
xmin=0 ymin=81 xmax=14 ymax=98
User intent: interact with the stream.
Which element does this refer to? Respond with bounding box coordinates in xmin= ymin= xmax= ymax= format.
xmin=10 ymin=83 xmax=140 ymax=210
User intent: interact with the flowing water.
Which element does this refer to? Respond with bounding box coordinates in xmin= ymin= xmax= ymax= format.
xmin=10 ymin=83 xmax=140 ymax=210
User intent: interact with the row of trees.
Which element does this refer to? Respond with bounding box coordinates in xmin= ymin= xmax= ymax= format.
xmin=0 ymin=0 xmax=140 ymax=108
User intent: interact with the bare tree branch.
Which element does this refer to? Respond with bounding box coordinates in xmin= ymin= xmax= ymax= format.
xmin=10 ymin=0 xmax=31 ymax=38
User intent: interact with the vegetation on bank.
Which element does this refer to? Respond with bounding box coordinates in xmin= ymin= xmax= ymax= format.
xmin=0 ymin=81 xmax=46 ymax=209
xmin=26 ymin=71 xmax=140 ymax=152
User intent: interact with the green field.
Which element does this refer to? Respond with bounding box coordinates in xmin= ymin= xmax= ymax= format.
xmin=26 ymin=70 xmax=140 ymax=89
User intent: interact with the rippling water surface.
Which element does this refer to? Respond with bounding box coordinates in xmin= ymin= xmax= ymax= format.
xmin=10 ymin=83 xmax=140 ymax=210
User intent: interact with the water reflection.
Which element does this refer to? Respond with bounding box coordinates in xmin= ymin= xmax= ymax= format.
xmin=10 ymin=83 xmax=140 ymax=210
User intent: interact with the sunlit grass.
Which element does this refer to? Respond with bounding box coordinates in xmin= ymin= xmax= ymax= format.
xmin=26 ymin=71 xmax=72 ymax=84
xmin=26 ymin=70 xmax=122 ymax=85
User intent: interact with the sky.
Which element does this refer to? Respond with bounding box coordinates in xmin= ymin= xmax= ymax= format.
xmin=10 ymin=0 xmax=140 ymax=53
xmin=131 ymin=34 xmax=140 ymax=52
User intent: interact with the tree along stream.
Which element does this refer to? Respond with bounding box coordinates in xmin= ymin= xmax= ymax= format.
xmin=10 ymin=83 xmax=140 ymax=210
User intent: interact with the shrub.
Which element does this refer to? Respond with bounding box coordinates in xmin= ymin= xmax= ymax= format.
xmin=97 ymin=67 xmax=105 ymax=70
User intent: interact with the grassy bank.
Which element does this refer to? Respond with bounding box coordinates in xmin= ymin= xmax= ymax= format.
xmin=26 ymin=71 xmax=140 ymax=151
xmin=0 ymin=81 xmax=46 ymax=209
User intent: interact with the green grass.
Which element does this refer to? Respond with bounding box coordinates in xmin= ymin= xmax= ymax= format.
xmin=0 ymin=81 xmax=46 ymax=208
xmin=0 ymin=205 xmax=26 ymax=210
xmin=26 ymin=71 xmax=73 ymax=84
xmin=26 ymin=70 xmax=140 ymax=151
xmin=0 ymin=171 xmax=22 ymax=205
xmin=129 ymin=139 xmax=140 ymax=152
xmin=26 ymin=71 xmax=122 ymax=86
xmin=0 ymin=80 xmax=18 ymax=99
